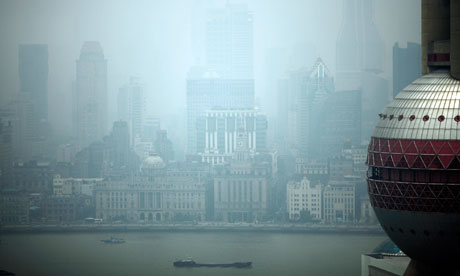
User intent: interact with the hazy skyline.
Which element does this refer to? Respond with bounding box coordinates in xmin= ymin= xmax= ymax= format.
xmin=0 ymin=0 xmax=420 ymax=138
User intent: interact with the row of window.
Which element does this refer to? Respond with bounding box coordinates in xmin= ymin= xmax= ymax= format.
xmin=380 ymin=114 xmax=460 ymax=122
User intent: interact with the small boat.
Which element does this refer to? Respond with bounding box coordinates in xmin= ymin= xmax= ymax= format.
xmin=101 ymin=236 xmax=125 ymax=244
xmin=173 ymin=259 xmax=252 ymax=268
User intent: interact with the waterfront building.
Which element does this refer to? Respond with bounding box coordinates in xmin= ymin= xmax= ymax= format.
xmin=392 ymin=42 xmax=421 ymax=99
xmin=359 ymin=195 xmax=377 ymax=224
xmin=74 ymin=41 xmax=107 ymax=149
xmin=53 ymin=175 xmax=103 ymax=197
xmin=213 ymin=129 xmax=270 ymax=222
xmin=118 ymin=77 xmax=144 ymax=146
xmin=42 ymin=195 xmax=93 ymax=223
xmin=12 ymin=161 xmax=54 ymax=193
xmin=198 ymin=108 xmax=267 ymax=164
xmin=323 ymin=184 xmax=355 ymax=223
xmin=286 ymin=177 xmax=322 ymax=221
xmin=95 ymin=156 xmax=207 ymax=222
xmin=0 ymin=189 xmax=29 ymax=224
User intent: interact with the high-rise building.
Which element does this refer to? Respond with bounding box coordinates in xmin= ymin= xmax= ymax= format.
xmin=0 ymin=119 xmax=13 ymax=188
xmin=336 ymin=0 xmax=385 ymax=90
xmin=18 ymin=44 xmax=48 ymax=121
xmin=197 ymin=108 xmax=267 ymax=164
xmin=392 ymin=42 xmax=421 ymax=99
xmin=320 ymin=90 xmax=361 ymax=158
xmin=206 ymin=3 xmax=253 ymax=79
xmin=276 ymin=58 xmax=334 ymax=157
xmin=74 ymin=41 xmax=107 ymax=149
xmin=335 ymin=0 xmax=388 ymax=143
xmin=186 ymin=77 xmax=254 ymax=154
xmin=118 ymin=77 xmax=144 ymax=146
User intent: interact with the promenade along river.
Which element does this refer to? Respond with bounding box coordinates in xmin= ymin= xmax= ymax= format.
xmin=0 ymin=232 xmax=386 ymax=276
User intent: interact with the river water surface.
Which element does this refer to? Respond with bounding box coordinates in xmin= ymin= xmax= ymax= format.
xmin=0 ymin=232 xmax=386 ymax=276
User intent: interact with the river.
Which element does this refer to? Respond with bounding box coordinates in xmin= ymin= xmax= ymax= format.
xmin=0 ymin=232 xmax=386 ymax=276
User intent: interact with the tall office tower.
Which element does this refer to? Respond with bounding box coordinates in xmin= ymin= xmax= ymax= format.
xmin=320 ymin=90 xmax=361 ymax=159
xmin=118 ymin=77 xmax=144 ymax=146
xmin=392 ymin=42 xmax=421 ymax=98
xmin=336 ymin=0 xmax=388 ymax=143
xmin=206 ymin=3 xmax=253 ymax=79
xmin=197 ymin=108 xmax=267 ymax=165
xmin=18 ymin=44 xmax=48 ymax=121
xmin=276 ymin=58 xmax=334 ymax=157
xmin=186 ymin=75 xmax=254 ymax=154
xmin=74 ymin=41 xmax=107 ymax=149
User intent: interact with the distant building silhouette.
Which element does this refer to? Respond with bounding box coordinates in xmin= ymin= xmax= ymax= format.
xmin=335 ymin=0 xmax=388 ymax=143
xmin=118 ymin=77 xmax=144 ymax=146
xmin=392 ymin=42 xmax=421 ymax=98
xmin=206 ymin=3 xmax=253 ymax=79
xmin=18 ymin=44 xmax=48 ymax=121
xmin=186 ymin=76 xmax=254 ymax=154
xmin=276 ymin=58 xmax=334 ymax=158
xmin=74 ymin=41 xmax=107 ymax=149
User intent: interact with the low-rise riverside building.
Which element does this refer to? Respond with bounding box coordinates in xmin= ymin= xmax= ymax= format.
xmin=95 ymin=155 xmax=208 ymax=222
xmin=213 ymin=129 xmax=270 ymax=222
xmin=0 ymin=189 xmax=29 ymax=224
xmin=53 ymin=175 xmax=103 ymax=197
xmin=286 ymin=177 xmax=322 ymax=221
xmin=323 ymin=183 xmax=356 ymax=223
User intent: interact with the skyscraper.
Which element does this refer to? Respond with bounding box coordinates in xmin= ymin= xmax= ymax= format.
xmin=118 ymin=77 xmax=144 ymax=146
xmin=186 ymin=76 xmax=254 ymax=154
xmin=18 ymin=44 xmax=48 ymax=121
xmin=335 ymin=0 xmax=388 ymax=143
xmin=74 ymin=41 xmax=107 ymax=148
xmin=206 ymin=3 xmax=253 ymax=79
xmin=187 ymin=3 xmax=255 ymax=155
xmin=276 ymin=58 xmax=334 ymax=157
xmin=392 ymin=42 xmax=421 ymax=98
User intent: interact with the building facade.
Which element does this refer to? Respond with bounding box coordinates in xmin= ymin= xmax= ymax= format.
xmin=95 ymin=156 xmax=207 ymax=222
xmin=213 ymin=130 xmax=270 ymax=222
xmin=323 ymin=184 xmax=356 ymax=223
xmin=198 ymin=108 xmax=267 ymax=164
xmin=286 ymin=177 xmax=322 ymax=221
xmin=74 ymin=41 xmax=107 ymax=148
xmin=186 ymin=78 xmax=254 ymax=154
xmin=118 ymin=77 xmax=144 ymax=146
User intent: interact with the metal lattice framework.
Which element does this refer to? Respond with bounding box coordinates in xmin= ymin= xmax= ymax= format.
xmin=367 ymin=137 xmax=460 ymax=212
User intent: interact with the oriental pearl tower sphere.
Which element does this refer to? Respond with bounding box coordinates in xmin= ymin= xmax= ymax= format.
xmin=367 ymin=0 xmax=460 ymax=274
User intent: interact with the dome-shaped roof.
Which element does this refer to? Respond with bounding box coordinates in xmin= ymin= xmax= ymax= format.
xmin=373 ymin=70 xmax=460 ymax=140
xmin=141 ymin=155 xmax=165 ymax=170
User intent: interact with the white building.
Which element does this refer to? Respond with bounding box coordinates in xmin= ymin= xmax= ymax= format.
xmin=286 ymin=177 xmax=322 ymax=221
xmin=53 ymin=175 xmax=103 ymax=197
xmin=323 ymin=184 xmax=355 ymax=223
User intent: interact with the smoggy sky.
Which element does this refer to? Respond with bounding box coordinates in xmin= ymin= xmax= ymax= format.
xmin=0 ymin=0 xmax=420 ymax=138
